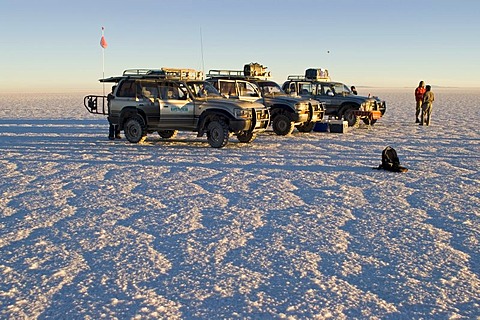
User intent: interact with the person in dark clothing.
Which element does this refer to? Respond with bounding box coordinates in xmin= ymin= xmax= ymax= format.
xmin=107 ymin=85 xmax=121 ymax=140
xmin=350 ymin=86 xmax=358 ymax=95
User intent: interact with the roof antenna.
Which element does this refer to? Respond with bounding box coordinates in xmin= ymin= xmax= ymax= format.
xmin=200 ymin=27 xmax=205 ymax=77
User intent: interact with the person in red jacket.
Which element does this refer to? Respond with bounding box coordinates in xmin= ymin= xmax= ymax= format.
xmin=415 ymin=81 xmax=426 ymax=123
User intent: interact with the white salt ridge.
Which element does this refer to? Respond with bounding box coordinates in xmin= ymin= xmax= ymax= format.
xmin=0 ymin=88 xmax=478 ymax=318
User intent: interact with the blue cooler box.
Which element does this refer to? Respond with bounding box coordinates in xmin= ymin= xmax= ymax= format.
xmin=313 ymin=121 xmax=329 ymax=132
xmin=329 ymin=120 xmax=348 ymax=133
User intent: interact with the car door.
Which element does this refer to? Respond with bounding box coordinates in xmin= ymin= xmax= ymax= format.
xmin=158 ymin=81 xmax=195 ymax=128
xmin=113 ymin=79 xmax=137 ymax=118
xmin=317 ymin=83 xmax=336 ymax=114
xmin=136 ymin=80 xmax=161 ymax=128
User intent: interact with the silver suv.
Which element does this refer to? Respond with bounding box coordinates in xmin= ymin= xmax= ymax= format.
xmin=84 ymin=68 xmax=270 ymax=148
xmin=206 ymin=63 xmax=325 ymax=136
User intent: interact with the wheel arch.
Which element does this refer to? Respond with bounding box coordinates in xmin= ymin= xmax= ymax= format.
xmin=270 ymin=104 xmax=295 ymax=118
xmin=338 ymin=102 xmax=360 ymax=116
xmin=197 ymin=109 xmax=234 ymax=136
xmin=119 ymin=107 xmax=147 ymax=130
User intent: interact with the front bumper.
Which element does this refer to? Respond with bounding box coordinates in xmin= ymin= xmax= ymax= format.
xmin=294 ymin=102 xmax=325 ymax=124
xmin=376 ymin=101 xmax=387 ymax=115
xmin=230 ymin=107 xmax=270 ymax=133
xmin=352 ymin=110 xmax=382 ymax=120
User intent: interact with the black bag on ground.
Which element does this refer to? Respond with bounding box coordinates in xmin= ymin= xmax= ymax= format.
xmin=376 ymin=146 xmax=408 ymax=172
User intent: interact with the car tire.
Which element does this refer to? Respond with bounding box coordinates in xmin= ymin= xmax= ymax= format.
xmin=158 ymin=130 xmax=178 ymax=139
xmin=296 ymin=122 xmax=315 ymax=133
xmin=237 ymin=131 xmax=256 ymax=143
xmin=207 ymin=119 xmax=229 ymax=148
xmin=124 ymin=115 xmax=147 ymax=143
xmin=362 ymin=118 xmax=377 ymax=126
xmin=343 ymin=108 xmax=360 ymax=127
xmin=272 ymin=114 xmax=295 ymax=135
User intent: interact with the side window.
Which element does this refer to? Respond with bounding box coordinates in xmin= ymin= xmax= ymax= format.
xmin=238 ymin=81 xmax=259 ymax=97
xmin=139 ymin=81 xmax=159 ymax=100
xmin=298 ymin=82 xmax=313 ymax=95
xmin=117 ymin=80 xmax=136 ymax=98
xmin=160 ymin=82 xmax=187 ymax=100
xmin=219 ymin=81 xmax=236 ymax=96
xmin=323 ymin=84 xmax=333 ymax=96
xmin=187 ymin=82 xmax=202 ymax=98
xmin=289 ymin=83 xmax=296 ymax=93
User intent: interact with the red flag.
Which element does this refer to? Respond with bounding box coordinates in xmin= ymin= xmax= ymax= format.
xmin=100 ymin=36 xmax=108 ymax=49
xmin=100 ymin=27 xmax=108 ymax=49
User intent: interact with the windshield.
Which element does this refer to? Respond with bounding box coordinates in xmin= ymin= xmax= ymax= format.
xmin=185 ymin=81 xmax=222 ymax=98
xmin=257 ymin=81 xmax=286 ymax=96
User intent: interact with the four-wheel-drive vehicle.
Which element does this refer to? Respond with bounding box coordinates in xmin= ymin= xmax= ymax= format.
xmin=83 ymin=68 xmax=270 ymax=148
xmin=205 ymin=63 xmax=325 ymax=136
xmin=282 ymin=68 xmax=386 ymax=126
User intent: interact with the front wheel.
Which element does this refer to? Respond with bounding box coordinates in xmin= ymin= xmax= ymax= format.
xmin=343 ymin=109 xmax=359 ymax=127
xmin=296 ymin=122 xmax=315 ymax=133
xmin=272 ymin=114 xmax=295 ymax=135
xmin=207 ymin=120 xmax=229 ymax=148
xmin=237 ymin=131 xmax=256 ymax=143
xmin=158 ymin=130 xmax=178 ymax=139
xmin=124 ymin=115 xmax=147 ymax=143
xmin=362 ymin=118 xmax=377 ymax=126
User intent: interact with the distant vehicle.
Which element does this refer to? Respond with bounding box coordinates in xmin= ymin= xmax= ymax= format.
xmin=83 ymin=68 xmax=270 ymax=148
xmin=206 ymin=63 xmax=325 ymax=135
xmin=282 ymin=68 xmax=386 ymax=126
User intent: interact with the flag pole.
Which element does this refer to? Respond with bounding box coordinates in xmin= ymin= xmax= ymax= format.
xmin=101 ymin=27 xmax=106 ymax=96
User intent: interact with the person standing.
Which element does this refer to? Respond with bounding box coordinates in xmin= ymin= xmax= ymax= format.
xmin=107 ymin=85 xmax=121 ymax=140
xmin=415 ymin=81 xmax=426 ymax=123
xmin=420 ymin=85 xmax=435 ymax=126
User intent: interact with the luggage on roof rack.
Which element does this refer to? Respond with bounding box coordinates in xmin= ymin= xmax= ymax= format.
xmin=305 ymin=68 xmax=330 ymax=81
xmin=244 ymin=63 xmax=270 ymax=78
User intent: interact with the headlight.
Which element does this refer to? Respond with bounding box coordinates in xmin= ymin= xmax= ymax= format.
xmin=295 ymin=103 xmax=307 ymax=111
xmin=361 ymin=102 xmax=373 ymax=111
xmin=234 ymin=108 xmax=252 ymax=119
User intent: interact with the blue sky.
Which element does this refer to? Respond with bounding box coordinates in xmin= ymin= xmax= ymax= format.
xmin=1 ymin=0 xmax=479 ymax=93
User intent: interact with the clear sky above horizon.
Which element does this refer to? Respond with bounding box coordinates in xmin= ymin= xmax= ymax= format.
xmin=1 ymin=0 xmax=479 ymax=93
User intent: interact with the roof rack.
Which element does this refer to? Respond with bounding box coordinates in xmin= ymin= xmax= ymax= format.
xmin=108 ymin=68 xmax=204 ymax=81
xmin=207 ymin=69 xmax=245 ymax=79
xmin=161 ymin=68 xmax=204 ymax=80
xmin=123 ymin=69 xmax=165 ymax=77
xmin=287 ymin=75 xmax=306 ymax=81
